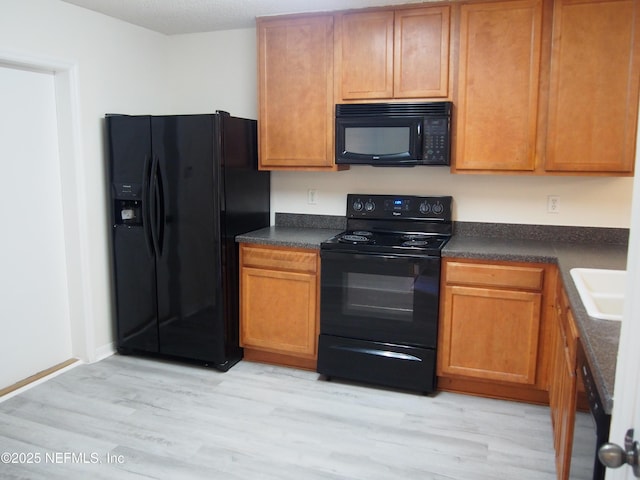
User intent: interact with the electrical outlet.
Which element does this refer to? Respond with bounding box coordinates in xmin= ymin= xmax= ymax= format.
xmin=308 ymin=189 xmax=318 ymax=205
xmin=547 ymin=195 xmax=560 ymax=214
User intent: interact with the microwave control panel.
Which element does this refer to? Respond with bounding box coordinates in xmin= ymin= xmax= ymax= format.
xmin=423 ymin=118 xmax=450 ymax=165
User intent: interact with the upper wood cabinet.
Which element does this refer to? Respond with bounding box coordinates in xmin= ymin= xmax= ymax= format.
xmin=454 ymin=0 xmax=639 ymax=175
xmin=256 ymin=0 xmax=638 ymax=174
xmin=336 ymin=6 xmax=451 ymax=100
xmin=257 ymin=15 xmax=340 ymax=170
xmin=454 ymin=0 xmax=543 ymax=172
xmin=337 ymin=10 xmax=394 ymax=99
xmin=395 ymin=7 xmax=451 ymax=98
xmin=544 ymin=0 xmax=639 ymax=174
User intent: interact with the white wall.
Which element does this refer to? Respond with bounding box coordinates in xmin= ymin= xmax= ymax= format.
xmin=166 ymin=29 xmax=258 ymax=119
xmin=0 ymin=0 xmax=170 ymax=360
xmin=273 ymin=168 xmax=634 ymax=227
xmin=0 ymin=65 xmax=73 ymax=387
xmin=167 ymin=28 xmax=634 ymax=228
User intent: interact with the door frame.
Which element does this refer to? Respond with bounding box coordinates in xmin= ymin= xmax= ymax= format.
xmin=0 ymin=50 xmax=94 ymax=362
xmin=606 ymin=101 xmax=640 ymax=480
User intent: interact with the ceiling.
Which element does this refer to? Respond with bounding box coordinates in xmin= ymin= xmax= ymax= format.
xmin=60 ymin=0 xmax=433 ymax=35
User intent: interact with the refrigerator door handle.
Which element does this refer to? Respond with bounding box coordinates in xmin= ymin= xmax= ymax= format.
xmin=149 ymin=155 xmax=161 ymax=256
xmin=155 ymin=159 xmax=165 ymax=255
xmin=141 ymin=154 xmax=154 ymax=256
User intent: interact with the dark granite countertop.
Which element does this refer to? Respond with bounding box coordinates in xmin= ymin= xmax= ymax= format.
xmin=444 ymin=234 xmax=627 ymax=414
xmin=236 ymin=226 xmax=343 ymax=249
xmin=235 ymin=213 xmax=345 ymax=249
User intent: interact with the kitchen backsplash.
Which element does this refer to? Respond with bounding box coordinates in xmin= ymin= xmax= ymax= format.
xmin=454 ymin=222 xmax=629 ymax=245
xmin=275 ymin=213 xmax=346 ymax=230
xmin=275 ymin=213 xmax=629 ymax=246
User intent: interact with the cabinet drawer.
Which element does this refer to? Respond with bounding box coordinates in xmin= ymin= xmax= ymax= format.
xmin=446 ymin=261 xmax=544 ymax=290
xmin=241 ymin=244 xmax=317 ymax=273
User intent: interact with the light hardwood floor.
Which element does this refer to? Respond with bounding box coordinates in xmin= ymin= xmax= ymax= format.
xmin=0 ymin=355 xmax=558 ymax=479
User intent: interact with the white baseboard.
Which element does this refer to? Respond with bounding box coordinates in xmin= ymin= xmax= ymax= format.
xmin=92 ymin=342 xmax=116 ymax=363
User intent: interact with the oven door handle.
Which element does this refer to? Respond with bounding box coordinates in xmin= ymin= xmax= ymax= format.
xmin=330 ymin=344 xmax=423 ymax=362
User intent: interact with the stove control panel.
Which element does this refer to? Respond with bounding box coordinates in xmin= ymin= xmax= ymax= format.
xmin=347 ymin=194 xmax=452 ymax=221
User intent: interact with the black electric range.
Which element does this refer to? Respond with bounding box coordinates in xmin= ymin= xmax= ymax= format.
xmin=317 ymin=194 xmax=453 ymax=394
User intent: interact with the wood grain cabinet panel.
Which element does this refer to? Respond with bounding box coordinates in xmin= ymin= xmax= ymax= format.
xmin=338 ymin=10 xmax=395 ymax=99
xmin=241 ymin=268 xmax=317 ymax=356
xmin=240 ymin=244 xmax=320 ymax=369
xmin=438 ymin=259 xmax=555 ymax=403
xmin=454 ymin=0 xmax=543 ymax=172
xmin=545 ymin=0 xmax=639 ymax=174
xmin=440 ymin=285 xmax=542 ymax=384
xmin=394 ymin=7 xmax=450 ymax=98
xmin=549 ymin=280 xmax=580 ymax=480
xmin=257 ymin=15 xmax=337 ymax=170
xmin=336 ymin=6 xmax=450 ymax=100
xmin=241 ymin=246 xmax=317 ymax=273
xmin=445 ymin=261 xmax=544 ymax=290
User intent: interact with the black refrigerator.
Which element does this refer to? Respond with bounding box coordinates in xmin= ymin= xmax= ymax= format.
xmin=106 ymin=112 xmax=270 ymax=371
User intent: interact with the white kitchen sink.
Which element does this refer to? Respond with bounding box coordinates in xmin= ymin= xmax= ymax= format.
xmin=569 ymin=268 xmax=626 ymax=321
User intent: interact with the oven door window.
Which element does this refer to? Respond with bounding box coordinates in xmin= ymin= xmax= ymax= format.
xmin=320 ymin=251 xmax=440 ymax=348
xmin=344 ymin=272 xmax=415 ymax=322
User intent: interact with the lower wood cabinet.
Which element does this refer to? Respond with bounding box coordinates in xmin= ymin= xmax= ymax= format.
xmin=437 ymin=258 xmax=555 ymax=403
xmin=239 ymin=243 xmax=320 ymax=370
xmin=549 ymin=280 xmax=580 ymax=480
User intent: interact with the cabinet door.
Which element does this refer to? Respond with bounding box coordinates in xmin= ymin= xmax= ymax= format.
xmin=257 ymin=15 xmax=335 ymax=170
xmin=338 ymin=10 xmax=394 ymax=99
xmin=552 ymin=349 xmax=576 ymax=480
xmin=545 ymin=0 xmax=639 ymax=173
xmin=550 ymin=283 xmax=579 ymax=480
xmin=549 ymin=320 xmax=564 ymax=451
xmin=439 ymin=285 xmax=542 ymax=384
xmin=454 ymin=0 xmax=543 ymax=171
xmin=394 ymin=7 xmax=450 ymax=98
xmin=557 ymin=342 xmax=578 ymax=480
xmin=240 ymin=267 xmax=318 ymax=358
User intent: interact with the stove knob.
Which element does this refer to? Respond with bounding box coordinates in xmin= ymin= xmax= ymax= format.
xmin=419 ymin=201 xmax=431 ymax=214
xmin=432 ymin=202 xmax=444 ymax=215
xmin=364 ymin=201 xmax=375 ymax=212
xmin=352 ymin=200 xmax=363 ymax=211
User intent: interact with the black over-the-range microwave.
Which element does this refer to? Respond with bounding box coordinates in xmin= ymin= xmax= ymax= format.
xmin=335 ymin=101 xmax=452 ymax=166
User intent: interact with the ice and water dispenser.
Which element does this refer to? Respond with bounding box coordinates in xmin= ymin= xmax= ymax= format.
xmin=113 ymin=183 xmax=143 ymax=226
